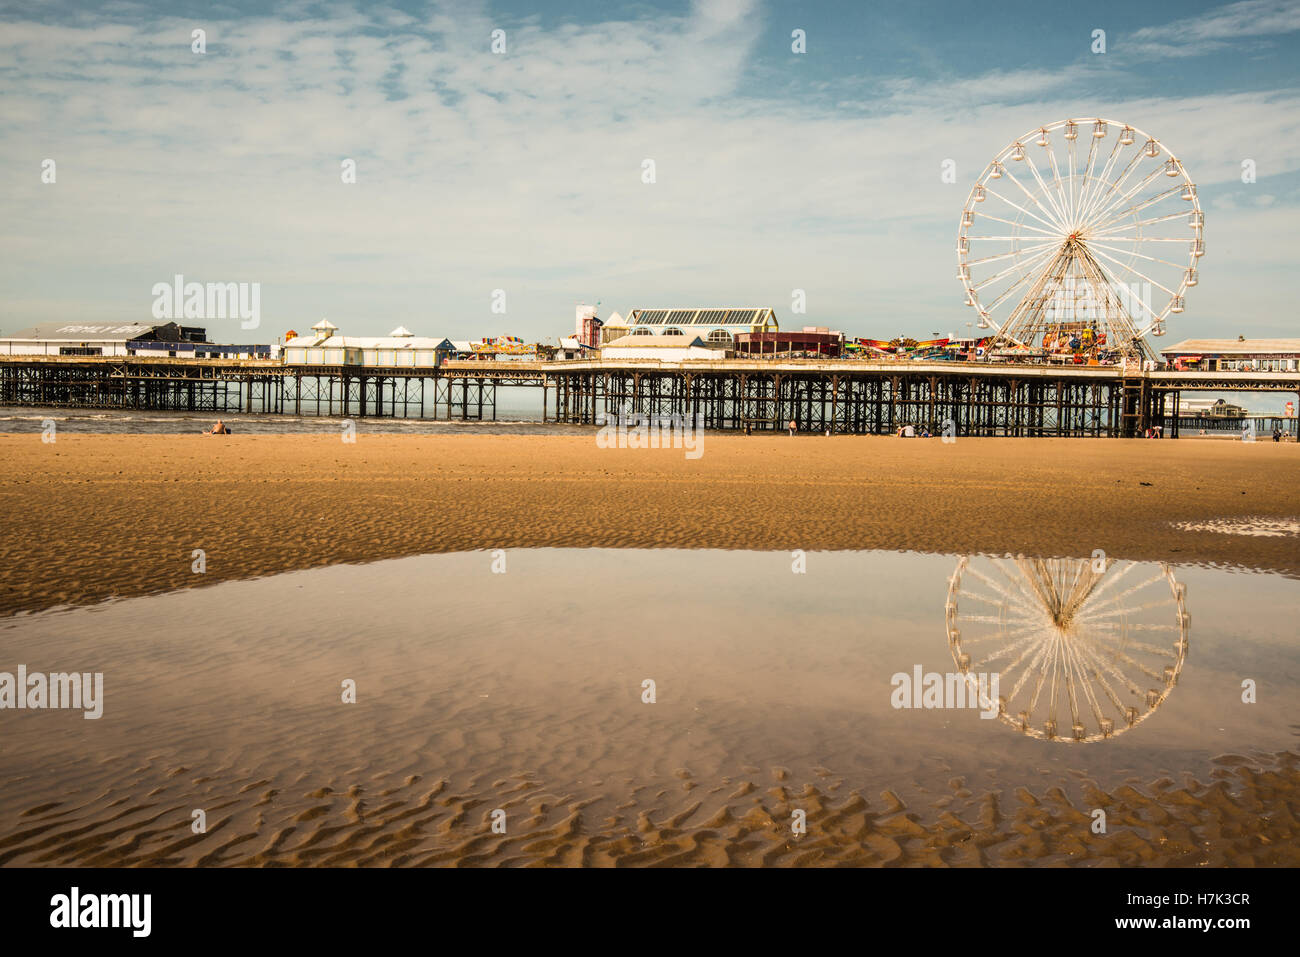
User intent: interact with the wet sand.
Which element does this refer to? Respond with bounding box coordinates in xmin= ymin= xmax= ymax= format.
xmin=7 ymin=750 xmax=1295 ymax=867
xmin=2 ymin=550 xmax=1297 ymax=868
xmin=1 ymin=433 xmax=1298 ymax=616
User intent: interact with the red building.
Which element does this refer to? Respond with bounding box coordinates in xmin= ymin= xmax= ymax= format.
xmin=734 ymin=328 xmax=843 ymax=357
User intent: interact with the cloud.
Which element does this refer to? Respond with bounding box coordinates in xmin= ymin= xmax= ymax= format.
xmin=1126 ymin=0 xmax=1300 ymax=58
xmin=0 ymin=0 xmax=1296 ymax=343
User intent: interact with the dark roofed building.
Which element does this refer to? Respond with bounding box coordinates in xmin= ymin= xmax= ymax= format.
xmin=0 ymin=322 xmax=234 ymax=358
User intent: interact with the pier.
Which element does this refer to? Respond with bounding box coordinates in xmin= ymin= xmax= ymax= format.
xmin=2 ymin=354 xmax=1297 ymax=438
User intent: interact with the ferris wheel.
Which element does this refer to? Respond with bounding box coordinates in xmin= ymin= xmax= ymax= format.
xmin=945 ymin=555 xmax=1189 ymax=743
xmin=957 ymin=119 xmax=1204 ymax=360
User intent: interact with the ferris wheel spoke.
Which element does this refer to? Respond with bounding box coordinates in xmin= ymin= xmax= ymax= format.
xmin=1085 ymin=164 xmax=1167 ymax=232
xmin=972 ymin=245 xmax=1059 ymax=292
xmin=969 ymin=213 xmax=1060 ymax=237
xmin=1069 ymin=254 xmax=1149 ymax=342
xmin=955 ymin=588 xmax=1029 ymax=607
xmin=1084 ymin=147 xmax=1145 ymax=222
xmin=1082 ymin=622 xmax=1180 ymax=633
xmin=1104 ymin=643 xmax=1168 ymax=684
xmin=981 ymin=561 xmax=1054 ymax=621
xmin=1083 ymin=252 xmax=1161 ymax=321
xmin=1092 ymin=256 xmax=1185 ymax=312
xmin=1092 ymin=213 xmax=1190 ymax=243
xmin=1072 ymin=639 xmax=1144 ymax=714
xmin=1081 ymin=632 xmax=1180 ymax=658
xmin=1078 ymin=570 xmax=1171 ymax=613
xmin=1090 ymin=208 xmax=1194 ymax=237
xmin=1027 ymin=639 xmax=1058 ymax=717
xmin=1096 ymin=237 xmax=1198 ymax=244
xmin=973 ymin=627 xmax=1051 ymax=672
xmin=1066 ymin=135 xmax=1079 ymax=226
xmin=1074 ymin=634 xmax=1153 ymax=694
xmin=1060 ymin=647 xmax=1081 ymax=730
xmin=955 ymin=614 xmax=1037 ymax=628
xmin=1083 ymin=561 xmax=1138 ymax=602
xmin=1068 ymin=639 xmax=1111 ymax=727
xmin=1074 ymin=134 xmax=1104 ymax=229
xmin=1048 ymin=639 xmax=1065 ymax=724
xmin=1087 ymin=240 xmax=1190 ymax=273
xmin=1088 ymin=246 xmax=1181 ymax=299
xmin=966 ymin=240 xmax=1059 ymax=267
xmin=1088 ymin=184 xmax=1187 ymax=235
xmin=1044 ymin=144 xmax=1074 ymax=232
xmin=1078 ymin=620 xmax=1180 ymax=633
xmin=960 ymin=630 xmax=1048 ymax=650
xmin=980 ymin=249 xmax=1061 ymax=311
xmin=1083 ymin=149 xmax=1155 ymax=224
xmin=1078 ymin=596 xmax=1178 ymax=619
xmin=1024 ymin=151 xmax=1070 ymax=225
xmin=1061 ymin=636 xmax=1102 ymax=730
xmin=973 ymin=628 xmax=1048 ymax=667
xmin=1078 ymin=134 xmax=1126 ymax=225
xmin=1000 ymin=165 xmax=1067 ymax=232
xmin=980 ymin=185 xmax=1067 ymax=236
xmin=1008 ymin=640 xmax=1054 ymax=703
xmin=1002 ymin=557 xmax=1070 ymax=620
xmin=968 ymin=563 xmax=1040 ymax=608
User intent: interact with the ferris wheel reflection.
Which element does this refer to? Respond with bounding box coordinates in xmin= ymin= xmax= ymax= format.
xmin=945 ymin=555 xmax=1190 ymax=743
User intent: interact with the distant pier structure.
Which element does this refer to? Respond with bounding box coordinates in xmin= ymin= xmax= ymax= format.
xmin=1 ymin=323 xmax=1298 ymax=438
xmin=0 ymin=321 xmax=280 ymax=413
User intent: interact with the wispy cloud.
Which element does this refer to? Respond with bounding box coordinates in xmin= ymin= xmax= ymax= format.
xmin=0 ymin=0 xmax=1296 ymax=344
xmin=1127 ymin=0 xmax=1300 ymax=57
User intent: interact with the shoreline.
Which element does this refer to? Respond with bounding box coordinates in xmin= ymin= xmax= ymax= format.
xmin=1 ymin=433 xmax=1298 ymax=616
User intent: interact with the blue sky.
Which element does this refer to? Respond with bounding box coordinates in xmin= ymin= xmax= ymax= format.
xmin=2 ymin=0 xmax=1298 ymax=348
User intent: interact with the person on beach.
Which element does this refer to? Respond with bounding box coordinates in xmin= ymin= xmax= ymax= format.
xmin=788 ymin=419 xmax=796 ymax=437
xmin=206 ymin=420 xmax=230 ymax=435
xmin=1274 ymin=426 xmax=1282 ymax=443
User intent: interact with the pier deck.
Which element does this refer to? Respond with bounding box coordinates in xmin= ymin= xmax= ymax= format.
xmin=2 ymin=354 xmax=1296 ymax=437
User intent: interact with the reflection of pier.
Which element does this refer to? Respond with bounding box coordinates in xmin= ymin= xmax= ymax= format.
xmin=1 ymin=354 xmax=1297 ymax=436
xmin=946 ymin=556 xmax=1190 ymax=743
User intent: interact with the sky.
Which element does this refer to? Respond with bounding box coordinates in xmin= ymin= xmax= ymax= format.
xmin=1 ymin=0 xmax=1298 ymax=348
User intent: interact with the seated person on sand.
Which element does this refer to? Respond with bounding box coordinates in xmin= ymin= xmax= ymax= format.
xmin=206 ymin=420 xmax=230 ymax=435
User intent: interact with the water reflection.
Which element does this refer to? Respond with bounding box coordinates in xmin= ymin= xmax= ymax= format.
xmin=946 ymin=556 xmax=1190 ymax=743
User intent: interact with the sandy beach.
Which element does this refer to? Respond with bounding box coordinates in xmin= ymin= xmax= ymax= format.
xmin=0 ymin=433 xmax=1297 ymax=616
xmin=2 ymin=434 xmax=1298 ymax=868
